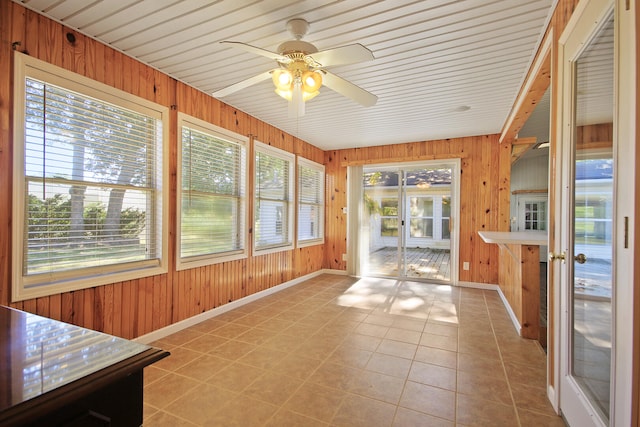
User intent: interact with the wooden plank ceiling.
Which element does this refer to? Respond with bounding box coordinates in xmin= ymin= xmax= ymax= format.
xmin=15 ymin=0 xmax=555 ymax=150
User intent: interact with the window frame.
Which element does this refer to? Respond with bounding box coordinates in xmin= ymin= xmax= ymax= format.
xmin=253 ymin=141 xmax=295 ymax=254
xmin=296 ymin=157 xmax=325 ymax=247
xmin=176 ymin=114 xmax=248 ymax=270
xmin=12 ymin=52 xmax=169 ymax=302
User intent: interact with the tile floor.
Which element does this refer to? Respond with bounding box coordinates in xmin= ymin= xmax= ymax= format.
xmin=143 ymin=274 xmax=566 ymax=426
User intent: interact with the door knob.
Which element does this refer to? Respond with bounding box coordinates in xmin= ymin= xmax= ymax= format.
xmin=549 ymin=251 xmax=566 ymax=263
xmin=574 ymin=253 xmax=587 ymax=264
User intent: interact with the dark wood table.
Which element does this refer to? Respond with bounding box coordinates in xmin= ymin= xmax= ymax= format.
xmin=0 ymin=306 xmax=169 ymax=426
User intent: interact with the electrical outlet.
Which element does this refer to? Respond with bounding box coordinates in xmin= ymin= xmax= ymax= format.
xmin=463 ymin=262 xmax=470 ymax=271
xmin=342 ymin=253 xmax=347 ymax=261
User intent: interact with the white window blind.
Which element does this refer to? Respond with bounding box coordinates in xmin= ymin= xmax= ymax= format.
xmin=178 ymin=118 xmax=247 ymax=267
xmin=254 ymin=142 xmax=294 ymax=252
xmin=13 ymin=53 xmax=167 ymax=301
xmin=297 ymin=158 xmax=324 ymax=245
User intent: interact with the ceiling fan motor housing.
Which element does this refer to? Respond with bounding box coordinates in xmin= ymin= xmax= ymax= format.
xmin=277 ymin=40 xmax=317 ymax=55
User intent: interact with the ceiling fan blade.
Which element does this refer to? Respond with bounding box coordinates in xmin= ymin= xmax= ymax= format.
xmin=212 ymin=70 xmax=273 ymax=98
xmin=321 ymin=71 xmax=377 ymax=107
xmin=220 ymin=41 xmax=289 ymax=62
xmin=310 ymin=44 xmax=374 ymax=67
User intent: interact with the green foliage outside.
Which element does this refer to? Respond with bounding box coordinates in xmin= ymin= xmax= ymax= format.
xmin=27 ymin=194 xmax=145 ymax=242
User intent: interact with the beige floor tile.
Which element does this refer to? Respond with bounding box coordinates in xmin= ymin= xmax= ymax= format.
xmin=211 ymin=322 xmax=252 ymax=339
xmin=376 ymin=338 xmax=418 ymax=359
xmin=504 ymin=359 xmax=547 ymax=389
xmin=457 ymin=370 xmax=513 ymax=406
xmin=391 ymin=317 xmax=426 ymax=332
xmin=392 ymin=407 xmax=454 ymax=427
xmin=423 ymin=322 xmax=458 ymax=338
xmin=144 ymin=372 xmax=201 ymax=408
xmin=160 ymin=328 xmax=205 ymax=347
xmin=143 ymin=410 xmax=198 ymax=426
xmin=307 ymin=361 xmax=361 ymax=390
xmin=208 ymin=339 xmax=257 ymax=360
xmin=180 ymin=333 xmax=228 ymax=353
xmin=363 ymin=313 xmax=397 ymax=327
xmin=164 ymin=383 xmax=236 ymax=425
xmin=258 ymin=317 xmax=296 ymax=332
xmin=413 ymin=345 xmax=457 ymax=369
xmin=283 ymin=382 xmax=345 ymax=422
xmin=384 ymin=327 xmax=422 ymax=345
xmin=343 ymin=333 xmax=383 ymax=351
xmin=270 ymin=353 xmax=323 ymax=380
xmin=241 ymin=370 xmax=304 ymax=406
xmin=235 ymin=326 xmax=277 ymax=345
xmin=202 ymin=396 xmax=279 ymax=427
xmin=510 ymin=381 xmax=558 ymax=415
xmin=144 ymin=365 xmax=170 ymax=387
xmin=408 ymin=361 xmax=456 ymax=391
xmin=355 ymin=322 xmax=390 ymax=338
xmin=188 ymin=318 xmax=227 ymax=334
xmin=457 ymin=352 xmax=503 ymax=374
xmin=399 ymin=381 xmax=456 ymax=421
xmin=518 ymin=408 xmax=567 ymax=426
xmin=295 ymin=337 xmax=342 ymax=360
xmin=328 ymin=344 xmax=373 ymax=369
xmin=456 ymin=394 xmax=518 ymax=426
xmin=264 ymin=409 xmax=328 ymax=427
xmin=174 ymin=354 xmax=231 ymax=381
xmin=237 ymin=345 xmax=288 ymax=370
xmin=153 ymin=346 xmax=202 ymax=372
xmin=347 ymin=370 xmax=406 ymax=404
xmin=208 ymin=362 xmax=266 ymax=393
xmin=366 ymin=352 xmax=412 ymax=378
xmin=261 ymin=331 xmax=306 ymax=351
xmin=420 ymin=332 xmax=458 ymax=352
xmin=332 ymin=393 xmax=396 ymax=427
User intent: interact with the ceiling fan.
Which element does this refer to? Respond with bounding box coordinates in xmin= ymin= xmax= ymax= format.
xmin=212 ymin=18 xmax=378 ymax=117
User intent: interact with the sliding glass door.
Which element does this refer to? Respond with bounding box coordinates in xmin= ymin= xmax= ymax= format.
xmin=361 ymin=161 xmax=459 ymax=283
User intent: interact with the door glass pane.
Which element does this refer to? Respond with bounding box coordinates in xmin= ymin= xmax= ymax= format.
xmin=572 ymin=11 xmax=613 ymax=420
xmin=363 ymin=170 xmax=401 ymax=276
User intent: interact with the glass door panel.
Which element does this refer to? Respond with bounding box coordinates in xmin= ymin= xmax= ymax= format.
xmin=363 ymin=164 xmax=454 ymax=282
xmin=570 ymin=11 xmax=614 ymax=419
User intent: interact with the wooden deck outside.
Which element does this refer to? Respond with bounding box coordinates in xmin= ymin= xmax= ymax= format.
xmin=368 ymin=247 xmax=451 ymax=282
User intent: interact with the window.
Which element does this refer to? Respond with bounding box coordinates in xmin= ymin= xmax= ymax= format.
xmin=525 ymin=201 xmax=546 ymax=231
xmin=297 ymin=158 xmax=324 ymax=246
xmin=442 ymin=196 xmax=451 ymax=239
xmin=177 ymin=115 xmax=247 ymax=269
xmin=12 ymin=53 xmax=168 ymax=301
xmin=409 ymin=197 xmax=434 ymax=238
xmin=254 ymin=142 xmax=294 ymax=252
xmin=380 ymin=198 xmax=399 ymax=237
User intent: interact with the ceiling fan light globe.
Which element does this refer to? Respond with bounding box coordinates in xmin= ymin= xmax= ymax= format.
xmin=272 ymin=69 xmax=293 ymax=91
xmin=302 ymin=71 xmax=322 ymax=92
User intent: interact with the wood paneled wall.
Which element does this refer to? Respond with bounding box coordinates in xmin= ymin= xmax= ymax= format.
xmin=0 ymin=1 xmax=324 ymax=339
xmin=324 ymin=134 xmax=510 ymax=284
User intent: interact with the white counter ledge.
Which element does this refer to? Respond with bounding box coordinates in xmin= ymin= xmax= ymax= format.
xmin=478 ymin=230 xmax=547 ymax=246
